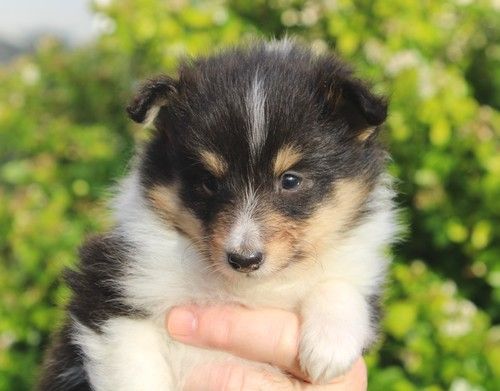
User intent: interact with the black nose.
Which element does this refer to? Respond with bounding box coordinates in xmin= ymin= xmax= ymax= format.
xmin=227 ymin=251 xmax=263 ymax=272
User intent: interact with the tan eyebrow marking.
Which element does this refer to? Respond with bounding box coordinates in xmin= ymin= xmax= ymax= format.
xmin=273 ymin=145 xmax=303 ymax=175
xmin=200 ymin=150 xmax=228 ymax=177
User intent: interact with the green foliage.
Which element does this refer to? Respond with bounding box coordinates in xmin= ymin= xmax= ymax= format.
xmin=0 ymin=0 xmax=498 ymax=389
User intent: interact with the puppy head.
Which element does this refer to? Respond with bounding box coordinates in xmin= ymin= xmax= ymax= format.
xmin=128 ymin=42 xmax=387 ymax=280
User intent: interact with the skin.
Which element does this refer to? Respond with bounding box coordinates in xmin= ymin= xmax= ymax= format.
xmin=166 ymin=305 xmax=367 ymax=391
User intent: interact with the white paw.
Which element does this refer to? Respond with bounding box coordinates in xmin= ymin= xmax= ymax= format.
xmin=298 ymin=321 xmax=363 ymax=384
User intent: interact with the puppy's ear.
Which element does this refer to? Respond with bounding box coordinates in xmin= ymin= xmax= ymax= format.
xmin=126 ymin=76 xmax=178 ymax=128
xmin=324 ymin=76 xmax=387 ymax=141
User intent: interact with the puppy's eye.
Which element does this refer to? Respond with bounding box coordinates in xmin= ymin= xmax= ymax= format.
xmin=281 ymin=172 xmax=302 ymax=191
xmin=202 ymin=175 xmax=220 ymax=195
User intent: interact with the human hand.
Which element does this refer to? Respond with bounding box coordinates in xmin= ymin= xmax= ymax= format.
xmin=166 ymin=305 xmax=367 ymax=390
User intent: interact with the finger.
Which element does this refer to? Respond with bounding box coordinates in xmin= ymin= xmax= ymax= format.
xmin=183 ymin=358 xmax=367 ymax=391
xmin=166 ymin=305 xmax=304 ymax=379
xmin=183 ymin=363 xmax=296 ymax=391
xmin=324 ymin=358 xmax=367 ymax=391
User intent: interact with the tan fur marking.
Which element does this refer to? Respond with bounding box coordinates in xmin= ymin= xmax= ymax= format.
xmin=206 ymin=207 xmax=238 ymax=277
xmin=302 ymin=179 xmax=370 ymax=254
xmin=200 ymin=150 xmax=228 ymax=177
xmin=273 ymin=145 xmax=303 ymax=176
xmin=357 ymin=126 xmax=376 ymax=142
xmin=262 ymin=211 xmax=303 ymax=272
xmin=148 ymin=185 xmax=204 ymax=248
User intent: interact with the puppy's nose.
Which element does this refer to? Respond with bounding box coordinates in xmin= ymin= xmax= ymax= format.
xmin=227 ymin=251 xmax=263 ymax=272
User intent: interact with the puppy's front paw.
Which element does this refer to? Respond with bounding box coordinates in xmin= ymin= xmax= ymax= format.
xmin=298 ymin=321 xmax=363 ymax=384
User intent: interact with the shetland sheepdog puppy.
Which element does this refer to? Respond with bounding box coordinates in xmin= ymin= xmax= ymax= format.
xmin=38 ymin=40 xmax=398 ymax=390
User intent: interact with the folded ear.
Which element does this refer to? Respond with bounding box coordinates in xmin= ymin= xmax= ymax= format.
xmin=126 ymin=75 xmax=178 ymax=128
xmin=324 ymin=75 xmax=388 ymax=141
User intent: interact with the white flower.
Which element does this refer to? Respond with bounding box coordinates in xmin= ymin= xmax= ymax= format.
xmin=386 ymin=50 xmax=420 ymax=75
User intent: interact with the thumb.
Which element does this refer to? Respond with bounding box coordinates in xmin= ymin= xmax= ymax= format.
xmin=166 ymin=305 xmax=303 ymax=378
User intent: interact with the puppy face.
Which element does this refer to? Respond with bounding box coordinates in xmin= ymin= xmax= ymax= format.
xmin=128 ymin=42 xmax=387 ymax=280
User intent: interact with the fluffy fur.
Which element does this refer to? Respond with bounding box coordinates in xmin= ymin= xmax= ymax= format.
xmin=38 ymin=40 xmax=397 ymax=390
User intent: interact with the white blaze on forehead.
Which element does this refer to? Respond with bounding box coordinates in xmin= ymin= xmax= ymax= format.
xmin=265 ymin=37 xmax=294 ymax=54
xmin=246 ymin=74 xmax=267 ymax=159
xmin=227 ymin=186 xmax=261 ymax=252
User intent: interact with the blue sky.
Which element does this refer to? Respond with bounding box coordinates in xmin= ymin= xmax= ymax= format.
xmin=0 ymin=0 xmax=95 ymax=43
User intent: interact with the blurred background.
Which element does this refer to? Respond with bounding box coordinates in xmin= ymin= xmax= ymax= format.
xmin=0 ymin=0 xmax=499 ymax=390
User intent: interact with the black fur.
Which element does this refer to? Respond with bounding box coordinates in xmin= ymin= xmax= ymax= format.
xmin=66 ymin=234 xmax=143 ymax=331
xmin=37 ymin=324 xmax=91 ymax=391
xmin=126 ymin=76 xmax=178 ymax=123
xmin=135 ymin=43 xmax=387 ymax=227
xmin=38 ymin=235 xmax=141 ymax=390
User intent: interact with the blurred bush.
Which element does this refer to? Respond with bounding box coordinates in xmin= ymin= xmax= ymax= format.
xmin=0 ymin=0 xmax=498 ymax=390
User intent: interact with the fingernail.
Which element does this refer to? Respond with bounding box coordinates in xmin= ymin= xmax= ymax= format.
xmin=167 ymin=308 xmax=197 ymax=339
